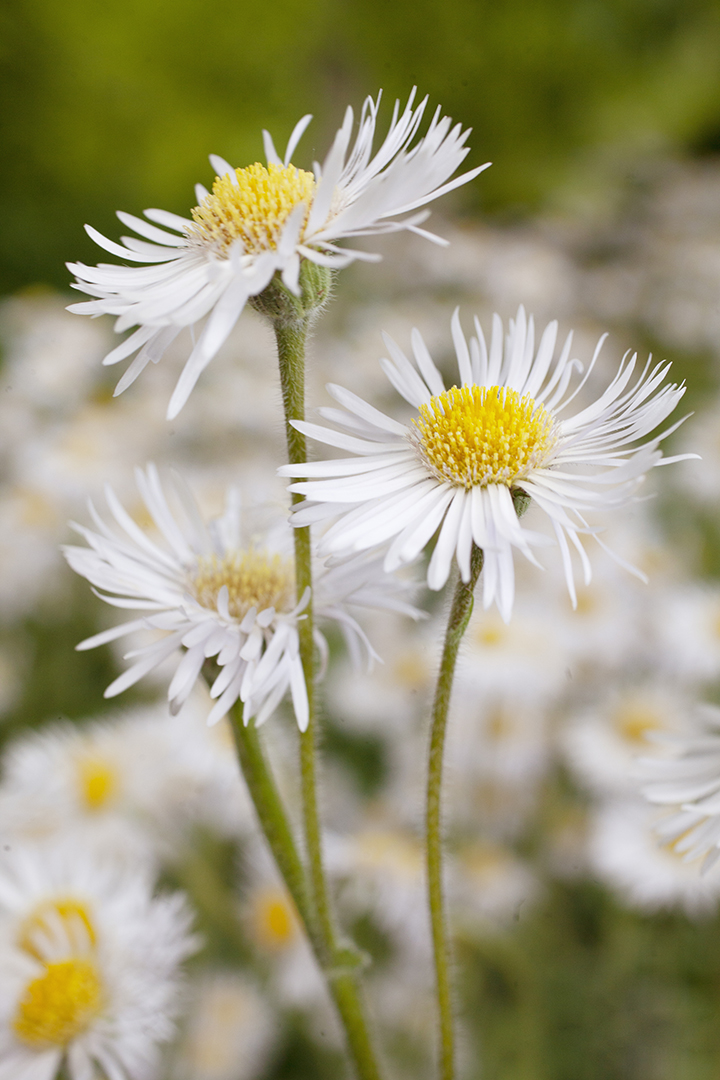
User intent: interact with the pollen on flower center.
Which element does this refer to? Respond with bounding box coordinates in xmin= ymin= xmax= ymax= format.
xmin=189 ymin=549 xmax=294 ymax=621
xmin=189 ymin=162 xmax=316 ymax=256
xmin=76 ymin=756 xmax=118 ymax=811
xmin=13 ymin=959 xmax=104 ymax=1047
xmin=411 ymin=384 xmax=558 ymax=488
xmin=18 ymin=898 xmax=96 ymax=960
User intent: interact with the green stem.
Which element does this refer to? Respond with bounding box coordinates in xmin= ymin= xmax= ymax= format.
xmin=426 ymin=545 xmax=484 ymax=1080
xmin=274 ymin=316 xmax=335 ymax=950
xmin=272 ymin=315 xmax=383 ymax=1080
xmin=230 ymin=705 xmax=313 ymax=931
xmin=231 ymin=706 xmax=382 ymax=1080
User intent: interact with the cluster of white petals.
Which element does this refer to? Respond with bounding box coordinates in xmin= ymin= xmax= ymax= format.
xmin=68 ymin=91 xmax=488 ymax=419
xmin=0 ymin=841 xmax=196 ymax=1080
xmin=281 ymin=307 xmax=690 ymax=621
xmin=640 ymin=707 xmax=720 ymax=872
xmin=63 ymin=465 xmax=420 ymax=731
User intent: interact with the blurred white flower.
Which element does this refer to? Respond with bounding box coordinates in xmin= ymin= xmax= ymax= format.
xmin=64 ymin=466 xmax=419 ymax=730
xmin=68 ymin=90 xmax=488 ymax=419
xmin=331 ymin=827 xmax=428 ymax=959
xmin=563 ymin=683 xmax=693 ymax=797
xmin=0 ymin=840 xmax=196 ymax=1080
xmin=282 ymin=306 xmax=690 ymax=620
xmin=588 ymin=798 xmax=720 ymax=916
xmin=640 ymin=705 xmax=720 ymax=872
xmin=172 ymin=971 xmax=276 ymax=1080
xmin=0 ymin=697 xmax=252 ymax=863
xmin=452 ymin=841 xmax=541 ymax=931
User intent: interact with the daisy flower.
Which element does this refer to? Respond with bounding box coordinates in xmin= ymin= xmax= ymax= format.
xmin=280 ymin=307 xmax=690 ymax=621
xmin=0 ymin=839 xmax=196 ymax=1080
xmin=0 ymin=700 xmax=253 ymax=864
xmin=640 ymin=705 xmax=720 ymax=872
xmin=67 ymin=90 xmax=488 ymax=419
xmin=63 ymin=465 xmax=420 ymax=731
xmin=588 ymin=798 xmax=720 ymax=915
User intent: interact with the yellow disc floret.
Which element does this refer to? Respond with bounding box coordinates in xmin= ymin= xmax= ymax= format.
xmin=13 ymin=959 xmax=103 ymax=1047
xmin=412 ymin=384 xmax=558 ymax=488
xmin=190 ymin=549 xmax=294 ymax=621
xmin=189 ymin=162 xmax=316 ymax=255
xmin=18 ymin=898 xmax=96 ymax=960
xmin=612 ymin=703 xmax=663 ymax=745
xmin=76 ymin=756 xmax=118 ymax=811
xmin=249 ymin=886 xmax=298 ymax=951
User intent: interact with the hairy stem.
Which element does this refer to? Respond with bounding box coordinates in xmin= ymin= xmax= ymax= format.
xmin=272 ymin=314 xmax=383 ymax=1080
xmin=230 ymin=707 xmax=381 ymax=1079
xmin=427 ymin=545 xmax=484 ymax=1080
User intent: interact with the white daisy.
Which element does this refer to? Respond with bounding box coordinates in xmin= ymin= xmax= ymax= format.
xmin=281 ymin=306 xmax=690 ymax=620
xmin=67 ymin=90 xmax=488 ymax=420
xmin=63 ymin=465 xmax=420 ymax=731
xmin=587 ymin=798 xmax=720 ymax=916
xmin=0 ymin=699 xmax=253 ymax=864
xmin=562 ymin=682 xmax=693 ymax=797
xmin=640 ymin=705 xmax=720 ymax=872
xmin=0 ymin=839 xmax=196 ymax=1080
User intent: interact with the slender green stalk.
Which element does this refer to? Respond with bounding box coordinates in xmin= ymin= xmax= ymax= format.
xmin=271 ymin=312 xmax=383 ymax=1079
xmin=229 ymin=704 xmax=313 ymax=931
xmin=427 ymin=545 xmax=484 ymax=1080
xmin=230 ymin=704 xmax=382 ymax=1080
xmin=274 ymin=315 xmax=336 ymax=952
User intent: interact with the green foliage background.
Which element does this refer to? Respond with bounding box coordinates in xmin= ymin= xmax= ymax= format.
xmin=3 ymin=0 xmax=720 ymax=291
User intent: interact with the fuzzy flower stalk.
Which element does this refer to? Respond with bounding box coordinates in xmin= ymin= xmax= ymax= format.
xmin=67 ymin=90 xmax=488 ymax=419
xmin=63 ymin=465 xmax=420 ymax=732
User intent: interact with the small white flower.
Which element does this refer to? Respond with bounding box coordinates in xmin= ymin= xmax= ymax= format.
xmin=172 ymin=971 xmax=276 ymax=1080
xmin=281 ymin=307 xmax=690 ymax=621
xmin=67 ymin=91 xmax=488 ymax=419
xmin=0 ymin=699 xmax=252 ymax=863
xmin=0 ymin=840 xmax=196 ymax=1080
xmin=63 ymin=465 xmax=420 ymax=731
xmin=588 ymin=798 xmax=720 ymax=915
xmin=640 ymin=705 xmax=720 ymax=872
xmin=563 ymin=683 xmax=693 ymax=797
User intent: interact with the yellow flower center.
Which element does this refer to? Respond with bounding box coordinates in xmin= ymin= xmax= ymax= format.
xmin=13 ymin=959 xmax=103 ymax=1047
xmin=189 ymin=549 xmax=294 ymax=621
xmin=612 ymin=703 xmax=662 ymax=745
xmin=412 ymin=385 xmax=557 ymax=488
xmin=76 ymin=756 xmax=118 ymax=811
xmin=18 ymin=898 xmax=96 ymax=960
xmin=250 ymin=887 xmax=298 ymax=951
xmin=189 ymin=162 xmax=316 ymax=256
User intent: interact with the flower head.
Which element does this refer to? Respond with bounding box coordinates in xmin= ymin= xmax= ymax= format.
xmin=639 ymin=705 xmax=720 ymax=873
xmin=0 ymin=702 xmax=252 ymax=863
xmin=280 ymin=307 xmax=690 ymax=621
xmin=67 ymin=91 xmax=488 ymax=419
xmin=63 ymin=466 xmax=420 ymax=731
xmin=0 ymin=840 xmax=196 ymax=1080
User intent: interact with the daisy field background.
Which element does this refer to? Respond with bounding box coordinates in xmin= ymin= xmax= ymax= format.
xmin=5 ymin=1 xmax=720 ymax=1077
